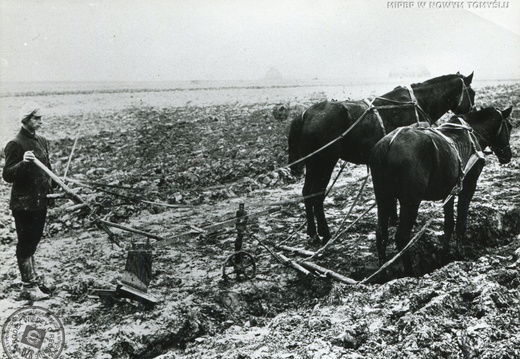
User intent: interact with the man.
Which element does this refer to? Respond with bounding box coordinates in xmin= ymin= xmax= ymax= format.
xmin=3 ymin=101 xmax=54 ymax=300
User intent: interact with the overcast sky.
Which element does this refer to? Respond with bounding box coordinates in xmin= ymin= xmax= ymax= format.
xmin=1 ymin=0 xmax=519 ymax=83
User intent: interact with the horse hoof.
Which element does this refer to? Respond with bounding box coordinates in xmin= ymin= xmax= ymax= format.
xmin=308 ymin=235 xmax=321 ymax=246
xmin=455 ymin=248 xmax=467 ymax=260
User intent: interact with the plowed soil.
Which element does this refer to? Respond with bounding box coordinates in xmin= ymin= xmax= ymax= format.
xmin=1 ymin=82 xmax=519 ymax=359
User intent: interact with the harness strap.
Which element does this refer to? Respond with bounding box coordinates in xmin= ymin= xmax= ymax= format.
xmin=428 ymin=127 xmax=464 ymax=171
xmin=364 ymin=99 xmax=386 ymax=136
xmin=457 ymin=77 xmax=474 ymax=110
xmin=406 ymin=85 xmax=421 ymax=125
xmin=456 ymin=117 xmax=485 ymax=159
xmin=442 ymin=152 xmax=482 ymax=206
xmin=428 ymin=127 xmax=467 ymax=199
xmin=416 ymin=106 xmax=434 ymax=126
xmin=374 ymin=96 xmax=414 ymax=105
xmin=389 ymin=126 xmax=406 ymax=145
xmin=375 ymin=86 xmax=433 ymax=126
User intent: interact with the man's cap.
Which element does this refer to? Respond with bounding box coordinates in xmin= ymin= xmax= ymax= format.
xmin=20 ymin=101 xmax=44 ymax=123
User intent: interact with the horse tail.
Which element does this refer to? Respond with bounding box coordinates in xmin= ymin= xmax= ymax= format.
xmin=370 ymin=137 xmax=396 ymax=221
xmin=288 ymin=111 xmax=305 ymax=176
xmin=370 ymin=126 xmax=405 ymax=178
xmin=369 ymin=137 xmax=391 ymax=188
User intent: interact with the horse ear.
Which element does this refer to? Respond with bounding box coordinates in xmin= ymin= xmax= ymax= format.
xmin=463 ymin=72 xmax=474 ymax=86
xmin=501 ymin=106 xmax=513 ymax=119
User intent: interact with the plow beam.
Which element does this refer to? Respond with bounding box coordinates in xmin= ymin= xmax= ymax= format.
xmin=299 ymin=261 xmax=358 ymax=285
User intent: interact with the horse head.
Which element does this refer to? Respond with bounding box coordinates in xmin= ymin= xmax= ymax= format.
xmin=470 ymin=106 xmax=514 ymax=164
xmin=411 ymin=72 xmax=476 ymax=121
xmin=452 ymin=72 xmax=475 ymax=115
xmin=491 ymin=107 xmax=514 ymax=164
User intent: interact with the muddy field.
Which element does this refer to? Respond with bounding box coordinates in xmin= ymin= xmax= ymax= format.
xmin=1 ymin=81 xmax=519 ymax=359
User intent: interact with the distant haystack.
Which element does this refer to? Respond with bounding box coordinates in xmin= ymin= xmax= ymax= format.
xmin=264 ymin=67 xmax=283 ymax=81
xmin=389 ymin=65 xmax=431 ymax=79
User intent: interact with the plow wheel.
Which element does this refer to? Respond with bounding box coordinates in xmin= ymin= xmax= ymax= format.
xmin=222 ymin=250 xmax=256 ymax=281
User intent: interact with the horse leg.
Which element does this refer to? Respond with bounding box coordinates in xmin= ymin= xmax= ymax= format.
xmin=302 ymin=168 xmax=318 ymax=242
xmin=312 ymin=159 xmax=337 ymax=244
xmin=389 ymin=197 xmax=399 ymax=226
xmin=443 ymin=197 xmax=455 ymax=260
xmin=375 ymin=195 xmax=393 ymax=266
xmin=395 ymin=199 xmax=421 ymax=276
xmin=455 ymin=167 xmax=482 ymax=257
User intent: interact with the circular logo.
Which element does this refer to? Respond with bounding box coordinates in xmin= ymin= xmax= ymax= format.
xmin=2 ymin=306 xmax=65 ymax=359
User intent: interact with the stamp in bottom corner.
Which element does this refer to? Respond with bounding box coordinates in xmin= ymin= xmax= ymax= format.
xmin=2 ymin=306 xmax=65 ymax=359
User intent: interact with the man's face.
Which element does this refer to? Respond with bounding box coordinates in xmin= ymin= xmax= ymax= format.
xmin=25 ymin=115 xmax=43 ymax=132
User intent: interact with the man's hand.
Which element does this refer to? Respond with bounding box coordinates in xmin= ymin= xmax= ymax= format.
xmin=23 ymin=151 xmax=35 ymax=162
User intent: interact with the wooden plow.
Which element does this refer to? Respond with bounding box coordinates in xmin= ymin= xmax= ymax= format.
xmin=37 ymin=137 xmax=439 ymax=305
xmin=34 ymin=158 xmax=160 ymax=307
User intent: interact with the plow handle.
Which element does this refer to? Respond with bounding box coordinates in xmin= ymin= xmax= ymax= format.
xmin=33 ymin=157 xmax=165 ymax=244
xmin=33 ymin=157 xmax=121 ymax=245
xmin=33 ymin=157 xmax=86 ymax=205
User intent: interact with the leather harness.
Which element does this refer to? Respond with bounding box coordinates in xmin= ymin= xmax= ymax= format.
xmin=388 ymin=117 xmax=484 ymax=204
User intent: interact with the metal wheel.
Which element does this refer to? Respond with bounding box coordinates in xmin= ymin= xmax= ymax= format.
xmin=222 ymin=250 xmax=256 ymax=281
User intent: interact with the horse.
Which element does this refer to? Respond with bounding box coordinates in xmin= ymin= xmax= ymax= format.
xmin=288 ymin=73 xmax=476 ymax=244
xmin=370 ymin=106 xmax=513 ymax=275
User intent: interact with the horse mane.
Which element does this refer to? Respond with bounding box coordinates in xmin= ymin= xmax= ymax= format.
xmin=411 ymin=74 xmax=462 ymax=88
xmin=462 ymin=107 xmax=499 ymax=123
xmin=444 ymin=107 xmax=507 ymax=138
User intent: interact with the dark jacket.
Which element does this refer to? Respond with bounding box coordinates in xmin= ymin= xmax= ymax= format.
xmin=2 ymin=127 xmax=53 ymax=211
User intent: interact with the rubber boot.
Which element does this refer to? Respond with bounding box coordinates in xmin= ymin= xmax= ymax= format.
xmin=21 ymin=284 xmax=50 ymax=301
xmin=18 ymin=257 xmax=49 ymax=301
xmin=30 ymin=256 xmax=53 ymax=294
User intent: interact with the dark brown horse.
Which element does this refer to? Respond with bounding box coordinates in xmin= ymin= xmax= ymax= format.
xmin=288 ymin=73 xmax=475 ymax=243
xmin=370 ymin=106 xmax=513 ymax=274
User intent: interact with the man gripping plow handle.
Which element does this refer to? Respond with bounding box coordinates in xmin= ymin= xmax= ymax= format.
xmin=2 ymin=102 xmax=164 ymax=303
